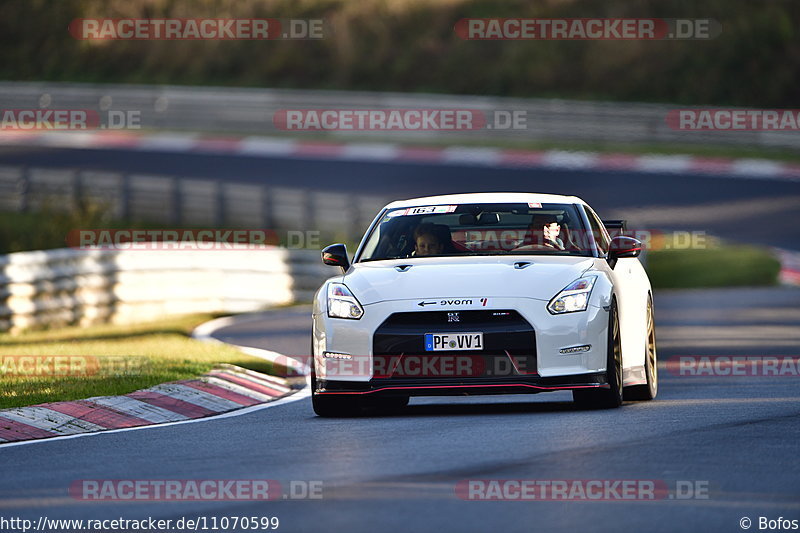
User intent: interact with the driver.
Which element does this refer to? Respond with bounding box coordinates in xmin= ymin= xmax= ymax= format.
xmin=413 ymin=223 xmax=444 ymax=256
xmin=519 ymin=213 xmax=565 ymax=250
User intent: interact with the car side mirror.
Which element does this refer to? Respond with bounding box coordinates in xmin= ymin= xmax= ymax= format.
xmin=609 ymin=236 xmax=642 ymax=259
xmin=322 ymin=243 xmax=350 ymax=271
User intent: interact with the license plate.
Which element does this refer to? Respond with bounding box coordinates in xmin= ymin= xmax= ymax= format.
xmin=424 ymin=332 xmax=483 ymax=351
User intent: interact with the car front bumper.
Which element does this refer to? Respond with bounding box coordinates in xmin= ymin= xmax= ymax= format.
xmin=314 ymin=371 xmax=610 ymax=398
xmin=313 ymin=296 xmax=611 ymax=392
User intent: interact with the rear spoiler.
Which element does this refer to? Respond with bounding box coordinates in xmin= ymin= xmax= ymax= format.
xmin=602 ymin=219 xmax=627 ymax=239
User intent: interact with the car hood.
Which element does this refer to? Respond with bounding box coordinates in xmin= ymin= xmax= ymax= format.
xmin=342 ymin=256 xmax=596 ymax=305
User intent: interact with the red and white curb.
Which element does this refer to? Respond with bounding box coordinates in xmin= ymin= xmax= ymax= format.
xmin=775 ymin=248 xmax=800 ymax=286
xmin=0 ymin=364 xmax=298 ymax=444
xmin=1 ymin=130 xmax=798 ymax=180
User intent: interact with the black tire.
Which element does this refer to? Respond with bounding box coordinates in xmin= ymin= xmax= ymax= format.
xmin=308 ymin=340 xmax=407 ymax=416
xmin=311 ymin=371 xmax=363 ymax=417
xmin=624 ymin=295 xmax=658 ymax=401
xmin=573 ymin=298 xmax=623 ymax=409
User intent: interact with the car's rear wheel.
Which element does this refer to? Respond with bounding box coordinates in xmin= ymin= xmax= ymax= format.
xmin=624 ymin=295 xmax=658 ymax=401
xmin=573 ymin=298 xmax=623 ymax=409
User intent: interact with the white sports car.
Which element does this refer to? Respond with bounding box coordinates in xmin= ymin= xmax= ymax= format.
xmin=311 ymin=192 xmax=657 ymax=416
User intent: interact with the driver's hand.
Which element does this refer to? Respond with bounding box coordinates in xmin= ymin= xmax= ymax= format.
xmin=543 ymin=224 xmax=560 ymax=242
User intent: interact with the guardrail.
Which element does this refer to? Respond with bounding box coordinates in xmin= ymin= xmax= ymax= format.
xmin=0 ymin=165 xmax=389 ymax=239
xmin=1 ymin=81 xmax=797 ymax=149
xmin=0 ymin=247 xmax=336 ymax=333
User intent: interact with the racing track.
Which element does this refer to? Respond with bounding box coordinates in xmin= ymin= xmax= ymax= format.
xmin=0 ymin=147 xmax=799 ymax=532
xmin=1 ymin=288 xmax=799 ymax=532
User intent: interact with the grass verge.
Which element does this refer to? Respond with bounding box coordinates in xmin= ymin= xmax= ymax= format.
xmin=0 ymin=314 xmax=277 ymax=410
xmin=646 ymin=244 xmax=781 ymax=289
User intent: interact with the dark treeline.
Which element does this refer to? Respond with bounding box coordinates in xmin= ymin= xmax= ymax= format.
xmin=1 ymin=0 xmax=797 ymax=106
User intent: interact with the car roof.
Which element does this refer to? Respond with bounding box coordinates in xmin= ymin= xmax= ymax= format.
xmin=384 ymin=192 xmax=587 ymax=210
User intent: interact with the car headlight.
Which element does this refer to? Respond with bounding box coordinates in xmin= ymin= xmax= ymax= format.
xmin=327 ymin=283 xmax=364 ymax=319
xmin=547 ymin=276 xmax=597 ymax=314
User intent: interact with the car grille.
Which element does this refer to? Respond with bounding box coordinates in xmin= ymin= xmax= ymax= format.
xmin=372 ymin=310 xmax=536 ymax=378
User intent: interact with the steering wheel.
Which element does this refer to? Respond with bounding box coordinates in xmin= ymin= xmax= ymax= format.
xmin=513 ymin=240 xmax=562 ymax=251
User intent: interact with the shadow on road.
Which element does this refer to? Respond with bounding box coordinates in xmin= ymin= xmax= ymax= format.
xmin=308 ymin=398 xmax=616 ymax=419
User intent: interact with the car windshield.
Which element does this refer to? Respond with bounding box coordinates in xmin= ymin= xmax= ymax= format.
xmin=358 ymin=202 xmax=594 ymax=261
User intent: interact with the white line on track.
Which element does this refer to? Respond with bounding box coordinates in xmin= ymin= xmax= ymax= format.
xmin=192 ymin=309 xmax=312 ymax=375
xmin=0 ymin=386 xmax=310 ymax=449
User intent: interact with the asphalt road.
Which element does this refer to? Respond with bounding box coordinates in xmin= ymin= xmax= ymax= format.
xmin=1 ymin=287 xmax=799 ymax=533
xmin=1 ymin=146 xmax=799 ymax=532
xmin=1 ymin=146 xmax=800 ymax=249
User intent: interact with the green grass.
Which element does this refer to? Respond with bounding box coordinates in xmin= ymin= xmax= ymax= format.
xmin=0 ymin=208 xmax=346 ymax=255
xmin=646 ymin=244 xmax=781 ymax=289
xmin=0 ymin=207 xmax=104 ymax=254
xmin=0 ymin=314 xmax=280 ymax=409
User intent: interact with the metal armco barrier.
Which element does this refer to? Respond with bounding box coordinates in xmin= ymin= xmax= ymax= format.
xmin=0 ymin=165 xmax=388 ymax=239
xmin=0 ymin=81 xmax=797 ymax=149
xmin=0 ymin=247 xmax=336 ymax=333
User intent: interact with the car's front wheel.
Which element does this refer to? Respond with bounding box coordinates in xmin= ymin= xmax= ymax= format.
xmin=312 ymin=388 xmax=408 ymax=416
xmin=372 ymin=396 xmax=410 ymax=412
xmin=573 ymin=298 xmax=623 ymax=409
xmin=311 ymin=372 xmax=362 ymax=417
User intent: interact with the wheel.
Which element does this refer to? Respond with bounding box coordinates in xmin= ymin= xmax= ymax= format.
xmin=573 ymin=297 xmax=623 ymax=409
xmin=624 ymin=295 xmax=658 ymax=401
xmin=311 ymin=393 xmax=362 ymax=417
xmin=311 ymin=371 xmax=362 ymax=417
